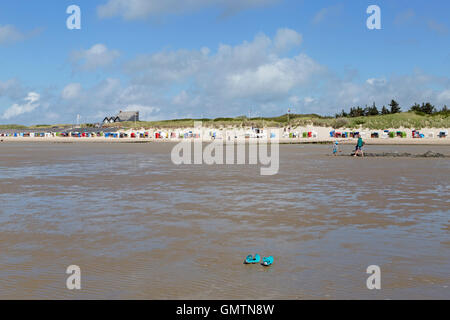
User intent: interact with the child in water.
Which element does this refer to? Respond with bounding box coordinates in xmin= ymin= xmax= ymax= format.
xmin=354 ymin=134 xmax=364 ymax=157
xmin=332 ymin=141 xmax=339 ymax=155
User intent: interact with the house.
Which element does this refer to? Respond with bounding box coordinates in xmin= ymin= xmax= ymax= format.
xmin=103 ymin=117 xmax=118 ymax=124
xmin=103 ymin=110 xmax=139 ymax=124
xmin=116 ymin=111 xmax=139 ymax=122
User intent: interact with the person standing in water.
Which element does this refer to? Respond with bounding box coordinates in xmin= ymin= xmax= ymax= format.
xmin=332 ymin=141 xmax=339 ymax=156
xmin=354 ymin=134 xmax=364 ymax=157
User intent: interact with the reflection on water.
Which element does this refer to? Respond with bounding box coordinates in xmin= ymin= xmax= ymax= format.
xmin=0 ymin=143 xmax=449 ymax=299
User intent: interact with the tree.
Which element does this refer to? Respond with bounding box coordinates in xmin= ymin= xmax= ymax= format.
xmin=349 ymin=106 xmax=364 ymax=117
xmin=357 ymin=106 xmax=365 ymax=117
xmin=389 ymin=100 xmax=401 ymax=114
xmin=409 ymin=102 xmax=435 ymax=114
xmin=420 ymin=102 xmax=435 ymax=115
xmin=335 ymin=109 xmax=348 ymax=118
xmin=381 ymin=105 xmax=390 ymax=115
xmin=363 ymin=105 xmax=370 ymax=116
xmin=349 ymin=107 xmax=356 ymax=117
xmin=410 ymin=103 xmax=421 ymax=113
xmin=366 ymin=102 xmax=379 ymax=116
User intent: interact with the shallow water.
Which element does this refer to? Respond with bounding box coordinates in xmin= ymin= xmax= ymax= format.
xmin=0 ymin=142 xmax=449 ymax=299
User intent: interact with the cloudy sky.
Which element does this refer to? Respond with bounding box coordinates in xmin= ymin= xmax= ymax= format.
xmin=0 ymin=0 xmax=449 ymax=124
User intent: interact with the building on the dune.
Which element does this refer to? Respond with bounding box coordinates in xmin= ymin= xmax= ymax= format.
xmin=103 ymin=110 xmax=139 ymax=124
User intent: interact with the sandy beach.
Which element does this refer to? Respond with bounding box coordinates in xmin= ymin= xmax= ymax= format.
xmin=1 ymin=124 xmax=448 ymax=145
xmin=1 ymin=136 xmax=449 ymax=145
xmin=0 ymin=142 xmax=449 ymax=299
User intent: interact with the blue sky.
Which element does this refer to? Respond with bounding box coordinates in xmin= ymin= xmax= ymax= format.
xmin=0 ymin=0 xmax=449 ymax=124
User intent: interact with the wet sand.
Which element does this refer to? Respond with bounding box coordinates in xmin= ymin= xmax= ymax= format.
xmin=1 ymin=136 xmax=450 ymax=145
xmin=0 ymin=143 xmax=449 ymax=299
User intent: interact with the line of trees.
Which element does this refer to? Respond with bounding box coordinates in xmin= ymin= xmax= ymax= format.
xmin=409 ymin=102 xmax=448 ymax=115
xmin=335 ymin=100 xmax=448 ymax=118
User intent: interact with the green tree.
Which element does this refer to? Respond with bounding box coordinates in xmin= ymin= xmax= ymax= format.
xmin=367 ymin=102 xmax=379 ymax=116
xmin=410 ymin=103 xmax=421 ymax=113
xmin=420 ymin=102 xmax=435 ymax=115
xmin=381 ymin=105 xmax=390 ymax=115
xmin=349 ymin=106 xmax=364 ymax=117
xmin=335 ymin=109 xmax=348 ymax=118
xmin=357 ymin=106 xmax=365 ymax=116
xmin=389 ymin=100 xmax=401 ymax=114
xmin=441 ymin=105 xmax=448 ymax=114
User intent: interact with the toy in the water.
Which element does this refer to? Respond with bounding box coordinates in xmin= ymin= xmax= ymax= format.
xmin=244 ymin=254 xmax=261 ymax=264
xmin=261 ymin=256 xmax=274 ymax=266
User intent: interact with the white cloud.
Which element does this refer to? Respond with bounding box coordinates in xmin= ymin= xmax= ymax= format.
xmin=366 ymin=78 xmax=387 ymax=86
xmin=61 ymin=29 xmax=449 ymax=121
xmin=273 ymin=28 xmax=303 ymax=52
xmin=121 ymin=28 xmax=324 ymax=114
xmin=56 ymin=78 xmax=164 ymax=122
xmin=0 ymin=25 xmax=25 ymax=45
xmin=62 ymin=83 xmax=82 ymax=99
xmin=60 ymin=78 xmax=124 ymax=116
xmin=52 ymin=29 xmax=312 ymax=121
xmin=97 ymin=0 xmax=279 ymax=20
xmin=224 ymin=54 xmax=322 ymax=99
xmin=70 ymin=44 xmax=120 ymax=71
xmin=319 ymin=71 xmax=450 ymax=113
xmin=2 ymin=92 xmax=40 ymax=120
xmin=6 ymin=29 xmax=450 ymax=124
xmin=125 ymin=28 xmax=313 ymax=88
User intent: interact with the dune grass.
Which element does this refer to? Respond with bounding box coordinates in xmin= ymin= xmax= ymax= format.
xmin=2 ymin=112 xmax=449 ymax=130
xmin=110 ymin=112 xmax=449 ymax=130
xmin=274 ymin=112 xmax=449 ymax=130
xmin=332 ymin=112 xmax=450 ymax=130
xmin=0 ymin=124 xmax=29 ymax=130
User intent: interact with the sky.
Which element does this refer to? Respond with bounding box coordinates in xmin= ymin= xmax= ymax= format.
xmin=0 ymin=0 xmax=449 ymax=125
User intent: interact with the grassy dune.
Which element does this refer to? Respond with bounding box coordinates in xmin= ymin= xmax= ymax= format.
xmin=334 ymin=112 xmax=449 ymax=130
xmin=2 ymin=112 xmax=449 ymax=130
xmin=104 ymin=112 xmax=449 ymax=130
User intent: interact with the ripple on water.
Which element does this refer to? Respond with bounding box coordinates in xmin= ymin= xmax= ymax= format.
xmin=0 ymin=143 xmax=449 ymax=299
